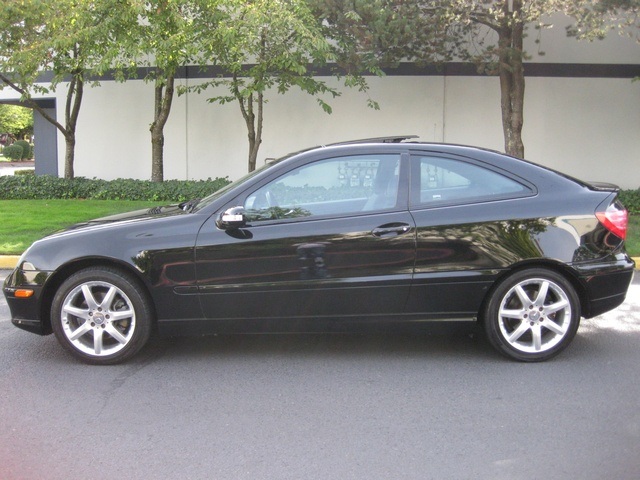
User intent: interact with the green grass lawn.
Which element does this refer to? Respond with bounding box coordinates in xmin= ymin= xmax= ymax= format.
xmin=0 ymin=200 xmax=639 ymax=257
xmin=0 ymin=199 xmax=163 ymax=255
xmin=627 ymin=214 xmax=640 ymax=257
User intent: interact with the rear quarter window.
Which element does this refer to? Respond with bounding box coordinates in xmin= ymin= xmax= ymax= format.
xmin=412 ymin=155 xmax=533 ymax=207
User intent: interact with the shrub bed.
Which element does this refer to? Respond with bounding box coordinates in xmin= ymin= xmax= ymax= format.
xmin=0 ymin=175 xmax=231 ymax=202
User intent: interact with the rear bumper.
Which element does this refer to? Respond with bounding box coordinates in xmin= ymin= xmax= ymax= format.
xmin=574 ymin=254 xmax=635 ymax=318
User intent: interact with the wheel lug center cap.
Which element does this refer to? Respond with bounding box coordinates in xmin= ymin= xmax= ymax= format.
xmin=530 ymin=311 xmax=540 ymax=322
xmin=93 ymin=313 xmax=106 ymax=325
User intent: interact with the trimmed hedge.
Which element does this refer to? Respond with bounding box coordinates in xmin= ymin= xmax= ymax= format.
xmin=13 ymin=140 xmax=33 ymax=160
xmin=2 ymin=144 xmax=23 ymax=160
xmin=0 ymin=175 xmax=231 ymax=202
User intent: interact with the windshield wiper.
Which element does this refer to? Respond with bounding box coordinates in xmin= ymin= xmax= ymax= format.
xmin=179 ymin=198 xmax=201 ymax=212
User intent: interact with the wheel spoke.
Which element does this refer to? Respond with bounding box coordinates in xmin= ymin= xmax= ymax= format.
xmin=507 ymin=321 xmax=530 ymax=344
xmin=514 ymin=285 xmax=532 ymax=307
xmin=105 ymin=324 xmax=128 ymax=345
xmin=68 ymin=321 xmax=92 ymax=341
xmin=100 ymin=286 xmax=117 ymax=310
xmin=63 ymin=305 xmax=90 ymax=321
xmin=93 ymin=329 xmax=104 ymax=355
xmin=499 ymin=308 xmax=525 ymax=319
xmin=109 ymin=309 xmax=134 ymax=322
xmin=533 ymin=280 xmax=550 ymax=307
xmin=544 ymin=299 xmax=569 ymax=316
xmin=542 ymin=318 xmax=565 ymax=335
xmin=531 ymin=324 xmax=542 ymax=351
xmin=81 ymin=285 xmax=99 ymax=310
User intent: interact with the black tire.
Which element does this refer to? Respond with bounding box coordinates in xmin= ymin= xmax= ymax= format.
xmin=51 ymin=267 xmax=153 ymax=365
xmin=483 ymin=268 xmax=580 ymax=362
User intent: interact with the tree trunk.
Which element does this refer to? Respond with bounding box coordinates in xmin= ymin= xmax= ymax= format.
xmin=64 ymin=134 xmax=75 ymax=179
xmin=235 ymin=31 xmax=267 ymax=173
xmin=238 ymin=89 xmax=264 ymax=173
xmin=150 ymin=75 xmax=175 ymax=182
xmin=248 ymin=137 xmax=260 ymax=173
xmin=497 ymin=0 xmax=525 ymax=159
xmin=64 ymin=72 xmax=83 ymax=179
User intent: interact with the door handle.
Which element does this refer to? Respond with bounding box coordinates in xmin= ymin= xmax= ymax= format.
xmin=371 ymin=223 xmax=412 ymax=237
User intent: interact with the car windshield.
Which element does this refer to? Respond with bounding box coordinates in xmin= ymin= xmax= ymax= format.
xmin=193 ymin=157 xmax=286 ymax=212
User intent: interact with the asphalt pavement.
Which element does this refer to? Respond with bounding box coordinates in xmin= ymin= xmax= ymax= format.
xmin=1 ymin=271 xmax=639 ymax=480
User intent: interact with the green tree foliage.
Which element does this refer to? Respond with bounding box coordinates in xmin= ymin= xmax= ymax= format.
xmin=567 ymin=0 xmax=639 ymax=41
xmin=314 ymin=0 xmax=453 ymax=70
xmin=193 ymin=0 xmax=346 ymax=172
xmin=0 ymin=105 xmax=33 ymax=139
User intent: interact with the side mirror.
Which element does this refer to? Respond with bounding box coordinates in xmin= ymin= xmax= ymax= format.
xmin=216 ymin=206 xmax=246 ymax=230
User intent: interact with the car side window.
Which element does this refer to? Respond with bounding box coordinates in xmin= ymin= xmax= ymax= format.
xmin=244 ymin=154 xmax=401 ymax=222
xmin=413 ymin=155 xmax=529 ymax=206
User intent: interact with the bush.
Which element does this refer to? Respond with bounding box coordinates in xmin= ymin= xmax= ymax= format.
xmin=13 ymin=140 xmax=32 ymax=160
xmin=14 ymin=169 xmax=35 ymax=176
xmin=0 ymin=175 xmax=231 ymax=202
xmin=619 ymin=189 xmax=640 ymax=215
xmin=2 ymin=144 xmax=23 ymax=161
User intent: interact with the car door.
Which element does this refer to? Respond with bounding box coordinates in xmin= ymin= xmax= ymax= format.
xmin=195 ymin=152 xmax=416 ymax=323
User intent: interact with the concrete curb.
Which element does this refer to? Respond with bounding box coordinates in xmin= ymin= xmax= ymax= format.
xmin=1 ymin=255 xmax=639 ymax=271
xmin=0 ymin=256 xmax=20 ymax=269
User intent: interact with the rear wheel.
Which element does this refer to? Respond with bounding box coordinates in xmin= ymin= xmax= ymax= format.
xmin=51 ymin=267 xmax=153 ymax=365
xmin=484 ymin=268 xmax=580 ymax=362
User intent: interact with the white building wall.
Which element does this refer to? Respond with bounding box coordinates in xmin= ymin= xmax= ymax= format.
xmin=59 ymin=71 xmax=640 ymax=188
xmin=523 ymin=77 xmax=640 ymax=183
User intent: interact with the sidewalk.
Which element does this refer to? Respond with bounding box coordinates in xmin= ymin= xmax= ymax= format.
xmin=0 ymin=160 xmax=35 ymax=176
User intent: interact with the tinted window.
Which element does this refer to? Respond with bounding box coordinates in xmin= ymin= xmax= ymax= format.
xmin=413 ymin=156 xmax=529 ymax=206
xmin=244 ymin=154 xmax=401 ymax=222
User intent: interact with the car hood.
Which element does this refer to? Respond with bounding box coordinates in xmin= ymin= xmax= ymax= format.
xmin=59 ymin=204 xmax=188 ymax=234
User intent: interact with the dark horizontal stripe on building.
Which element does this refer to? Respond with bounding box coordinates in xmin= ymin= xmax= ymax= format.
xmin=186 ymin=62 xmax=640 ymax=79
xmin=17 ymin=61 xmax=640 ymax=85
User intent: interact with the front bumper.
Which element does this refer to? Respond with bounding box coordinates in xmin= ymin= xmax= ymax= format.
xmin=3 ymin=267 xmax=53 ymax=335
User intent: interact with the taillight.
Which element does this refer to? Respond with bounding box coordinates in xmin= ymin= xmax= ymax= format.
xmin=596 ymin=203 xmax=628 ymax=240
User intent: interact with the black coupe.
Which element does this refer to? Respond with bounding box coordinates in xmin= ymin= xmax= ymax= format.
xmin=3 ymin=137 xmax=634 ymax=364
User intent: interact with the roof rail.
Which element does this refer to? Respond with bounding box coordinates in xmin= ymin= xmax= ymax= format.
xmin=324 ymin=135 xmax=418 ymax=147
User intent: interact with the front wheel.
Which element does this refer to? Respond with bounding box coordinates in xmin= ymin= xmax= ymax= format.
xmin=51 ymin=267 xmax=153 ymax=365
xmin=483 ymin=268 xmax=580 ymax=362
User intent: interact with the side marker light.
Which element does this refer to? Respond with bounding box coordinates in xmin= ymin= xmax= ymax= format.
xmin=15 ymin=289 xmax=34 ymax=298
